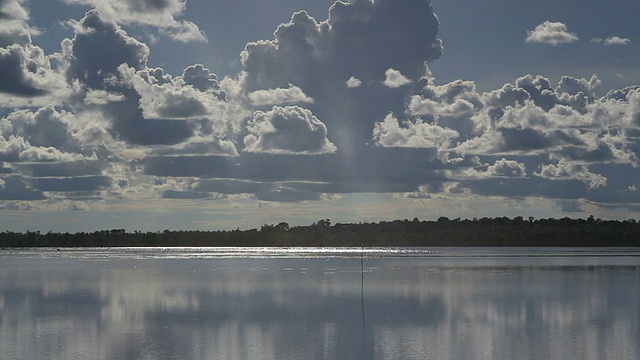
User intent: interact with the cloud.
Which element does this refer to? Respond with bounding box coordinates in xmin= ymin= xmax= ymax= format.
xmin=487 ymin=158 xmax=527 ymax=177
xmin=61 ymin=9 xmax=150 ymax=89
xmin=591 ymin=36 xmax=631 ymax=46
xmin=84 ymin=89 xmax=126 ymax=105
xmin=180 ymin=64 xmax=226 ymax=96
xmin=240 ymin=0 xmax=443 ymax=149
xmin=535 ymin=161 xmax=607 ymax=189
xmin=0 ymin=44 xmax=48 ymax=96
xmin=63 ymin=0 xmax=206 ymax=42
xmin=248 ymin=85 xmax=314 ymax=106
xmin=0 ymin=176 xmax=45 ymax=200
xmin=0 ymin=0 xmax=35 ymax=47
xmin=0 ymin=1 xmax=72 ymax=106
xmin=149 ymin=136 xmax=238 ymax=157
xmin=0 ymin=0 xmax=28 ymax=21
xmin=373 ymin=113 xmax=459 ymax=148
xmin=58 ymin=11 xmax=237 ymax=150
xmin=603 ymin=36 xmax=631 ymax=46
xmin=447 ymin=158 xmax=527 ymax=180
xmin=1 ymin=0 xmax=639 ymax=214
xmin=0 ymin=135 xmax=84 ymax=163
xmin=244 ymin=106 xmax=337 ymax=154
xmin=15 ymin=160 xmax=103 ymax=177
xmin=242 ymin=0 xmax=442 ymax=91
xmin=33 ymin=175 xmax=113 ymax=192
xmin=119 ymin=64 xmax=226 ymax=120
xmin=526 ymin=21 xmax=578 ymax=45
xmin=556 ymin=74 xmax=600 ymax=97
xmin=0 ymin=106 xmax=81 ymax=153
xmin=383 ymin=68 xmax=412 ymax=88
xmin=346 ymin=77 xmax=362 ymax=88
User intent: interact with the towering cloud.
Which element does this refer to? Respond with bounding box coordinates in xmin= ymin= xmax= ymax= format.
xmin=240 ymin=0 xmax=443 ymax=152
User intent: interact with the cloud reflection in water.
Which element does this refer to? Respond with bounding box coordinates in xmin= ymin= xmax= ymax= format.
xmin=0 ymin=249 xmax=638 ymax=359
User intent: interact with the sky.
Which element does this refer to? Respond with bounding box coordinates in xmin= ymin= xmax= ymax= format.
xmin=1 ymin=0 xmax=640 ymax=232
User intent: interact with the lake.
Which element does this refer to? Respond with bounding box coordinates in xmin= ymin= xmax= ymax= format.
xmin=1 ymin=247 xmax=639 ymax=359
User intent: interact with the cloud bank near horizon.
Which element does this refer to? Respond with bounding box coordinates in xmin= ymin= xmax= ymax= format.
xmin=0 ymin=0 xmax=639 ymax=219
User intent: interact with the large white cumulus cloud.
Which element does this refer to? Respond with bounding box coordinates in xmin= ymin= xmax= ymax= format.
xmin=373 ymin=113 xmax=459 ymax=148
xmin=244 ymin=106 xmax=336 ymax=154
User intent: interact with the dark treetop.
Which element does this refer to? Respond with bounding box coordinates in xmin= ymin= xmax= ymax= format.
xmin=1 ymin=216 xmax=639 ymax=247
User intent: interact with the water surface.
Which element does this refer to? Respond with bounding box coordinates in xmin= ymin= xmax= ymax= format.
xmin=1 ymin=247 xmax=639 ymax=359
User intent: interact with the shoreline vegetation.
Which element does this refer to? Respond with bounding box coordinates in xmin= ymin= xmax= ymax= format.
xmin=1 ymin=216 xmax=640 ymax=248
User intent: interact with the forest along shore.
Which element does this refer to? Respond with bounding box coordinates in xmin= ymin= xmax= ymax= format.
xmin=1 ymin=217 xmax=639 ymax=248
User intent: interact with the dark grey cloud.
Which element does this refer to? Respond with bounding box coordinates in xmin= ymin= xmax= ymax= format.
xmin=144 ymin=146 xmax=445 ymax=202
xmin=0 ymin=176 xmax=45 ymax=200
xmin=14 ymin=160 xmax=103 ymax=177
xmin=181 ymin=64 xmax=226 ymax=97
xmin=33 ymin=175 xmax=113 ymax=192
xmin=143 ymin=156 xmax=236 ymax=178
xmin=62 ymin=9 xmax=149 ymax=89
xmin=0 ymin=45 xmax=47 ymax=96
xmin=498 ymin=128 xmax=558 ymax=153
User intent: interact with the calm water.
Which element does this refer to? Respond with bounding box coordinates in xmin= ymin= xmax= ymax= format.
xmin=1 ymin=247 xmax=639 ymax=360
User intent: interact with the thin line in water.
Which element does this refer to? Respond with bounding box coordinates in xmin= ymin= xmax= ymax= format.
xmin=361 ymin=245 xmax=366 ymax=336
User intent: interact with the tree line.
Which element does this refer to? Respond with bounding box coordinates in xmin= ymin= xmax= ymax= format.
xmin=1 ymin=216 xmax=639 ymax=248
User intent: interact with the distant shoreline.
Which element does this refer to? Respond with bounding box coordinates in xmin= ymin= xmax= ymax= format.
xmin=1 ymin=216 xmax=639 ymax=248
